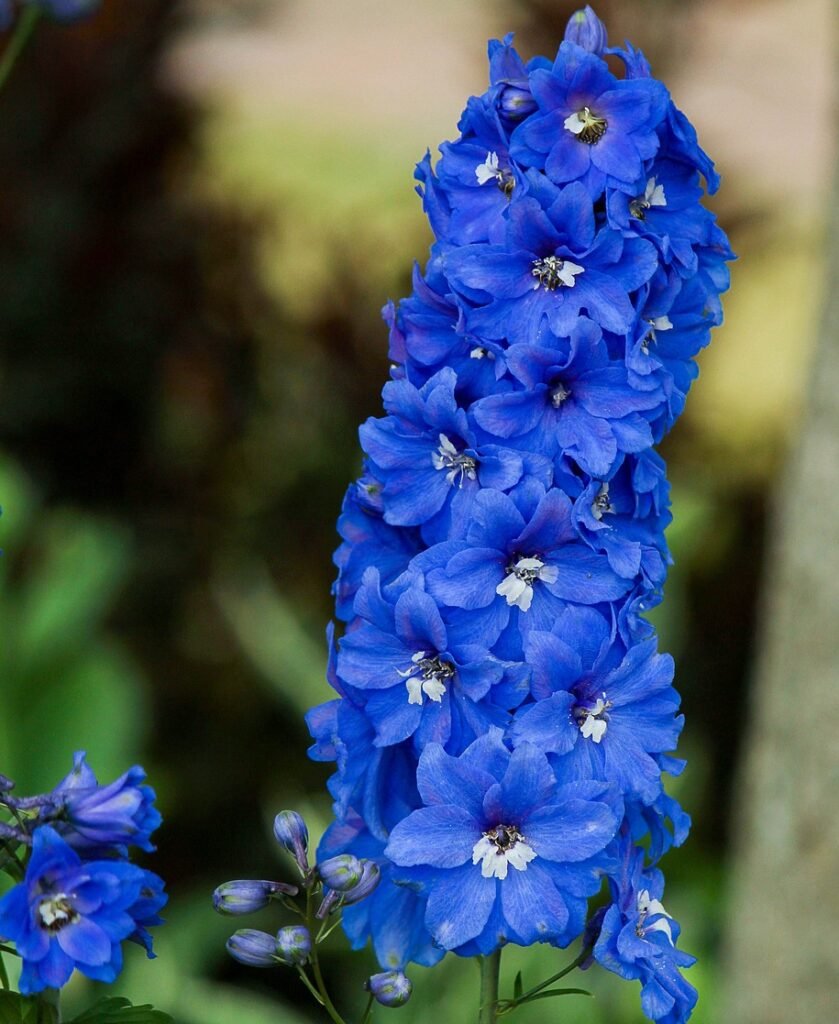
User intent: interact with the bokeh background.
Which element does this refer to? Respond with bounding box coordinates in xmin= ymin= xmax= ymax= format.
xmin=0 ymin=0 xmax=835 ymax=1021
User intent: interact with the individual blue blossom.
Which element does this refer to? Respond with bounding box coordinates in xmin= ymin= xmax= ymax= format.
xmin=423 ymin=486 xmax=631 ymax=638
xmin=593 ymin=836 xmax=697 ymax=1023
xmin=41 ymin=751 xmax=161 ymax=855
xmin=508 ymin=613 xmax=682 ymax=805
xmin=335 ymin=568 xmax=522 ymax=749
xmin=510 ymin=42 xmax=669 ymax=195
xmin=367 ymin=970 xmax=413 ymax=1007
xmin=386 ymin=731 xmax=619 ymax=953
xmin=0 ymin=826 xmax=154 ymax=994
xmin=471 ymin=318 xmax=662 ymax=477
xmin=444 ymin=180 xmax=658 ymax=341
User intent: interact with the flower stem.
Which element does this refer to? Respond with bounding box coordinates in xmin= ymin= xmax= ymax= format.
xmin=0 ymin=6 xmax=41 ymax=96
xmin=478 ymin=949 xmax=502 ymax=1024
xmin=0 ymin=951 xmax=9 ymax=991
xmin=502 ymin=948 xmax=589 ymax=1011
xmin=303 ymin=888 xmax=349 ymax=1024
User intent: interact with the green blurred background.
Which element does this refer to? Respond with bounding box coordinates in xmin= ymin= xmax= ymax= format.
xmin=0 ymin=0 xmax=832 ymax=1021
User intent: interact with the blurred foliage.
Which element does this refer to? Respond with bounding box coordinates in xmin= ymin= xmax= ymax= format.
xmin=0 ymin=0 xmax=820 ymax=1022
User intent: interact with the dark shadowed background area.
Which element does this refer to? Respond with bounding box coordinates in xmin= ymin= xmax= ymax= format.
xmin=0 ymin=1 xmax=834 ymax=1021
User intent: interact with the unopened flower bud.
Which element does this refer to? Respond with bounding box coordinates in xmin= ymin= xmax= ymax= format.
xmin=273 ymin=810 xmax=309 ymax=872
xmin=317 ymin=854 xmax=363 ymax=892
xmin=341 ymin=860 xmax=381 ymax=906
xmin=212 ymin=879 xmax=297 ymax=916
xmin=497 ymin=84 xmax=537 ymax=122
xmin=0 ymin=773 xmax=14 ymax=793
xmin=276 ymin=924 xmax=312 ymax=966
xmin=226 ymin=929 xmax=279 ymax=967
xmin=564 ymin=6 xmax=608 ymax=56
xmin=366 ymin=970 xmax=412 ymax=1008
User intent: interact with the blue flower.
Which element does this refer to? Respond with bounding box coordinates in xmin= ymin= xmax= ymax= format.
xmin=508 ymin=614 xmax=682 ymax=805
xmin=385 ymin=730 xmax=619 ymax=953
xmin=510 ymin=43 xmax=668 ymax=195
xmin=593 ymin=837 xmax=697 ymax=1023
xmin=0 ymin=826 xmax=153 ymax=994
xmin=472 ymin=318 xmax=662 ymax=477
xmin=444 ymin=180 xmax=658 ymax=341
xmin=42 ymin=751 xmax=161 ymax=855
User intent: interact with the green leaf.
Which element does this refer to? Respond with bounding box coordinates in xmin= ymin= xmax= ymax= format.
xmin=67 ymin=997 xmax=173 ymax=1024
xmin=517 ymin=987 xmax=592 ymax=1005
xmin=0 ymin=991 xmax=58 ymax=1024
xmin=513 ymin=971 xmax=523 ymax=1000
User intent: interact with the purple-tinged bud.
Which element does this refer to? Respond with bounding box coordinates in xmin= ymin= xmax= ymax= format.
xmin=317 ymin=854 xmax=363 ymax=892
xmin=212 ymin=879 xmax=298 ymax=916
xmin=366 ymin=970 xmax=412 ymax=1008
xmin=340 ymin=860 xmax=381 ymax=906
xmin=276 ymin=925 xmax=312 ymax=966
xmin=226 ymin=929 xmax=279 ymax=968
xmin=564 ymin=6 xmax=608 ymax=56
xmin=273 ymin=810 xmax=309 ymax=872
xmin=497 ymin=83 xmax=537 ymax=122
xmin=315 ymin=889 xmax=341 ymax=919
xmin=0 ymin=773 xmax=14 ymax=792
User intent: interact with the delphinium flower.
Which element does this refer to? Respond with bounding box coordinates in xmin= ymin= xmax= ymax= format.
xmin=0 ymin=753 xmax=167 ymax=1005
xmin=301 ymin=6 xmax=732 ymax=1023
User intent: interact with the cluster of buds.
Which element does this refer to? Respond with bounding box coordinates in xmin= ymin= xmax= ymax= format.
xmin=213 ymin=810 xmax=409 ymax=1008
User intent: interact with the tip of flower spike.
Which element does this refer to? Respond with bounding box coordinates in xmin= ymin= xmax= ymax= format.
xmin=564 ymin=5 xmax=608 ymax=55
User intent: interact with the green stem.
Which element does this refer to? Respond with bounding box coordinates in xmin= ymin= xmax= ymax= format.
xmin=0 ymin=951 xmax=9 ymax=991
xmin=0 ymin=6 xmax=41 ymax=95
xmin=41 ymin=988 xmax=61 ymax=1024
xmin=503 ymin=948 xmax=589 ymax=1010
xmin=478 ymin=949 xmax=502 ymax=1024
xmin=303 ymin=888 xmax=349 ymax=1024
xmin=359 ymin=992 xmax=375 ymax=1024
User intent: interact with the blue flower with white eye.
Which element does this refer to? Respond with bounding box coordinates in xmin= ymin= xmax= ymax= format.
xmin=422 ymin=486 xmax=631 ymax=640
xmin=593 ymin=837 xmax=697 ymax=1024
xmin=510 ymin=42 xmax=668 ymax=196
xmin=336 ymin=568 xmax=525 ymax=750
xmin=443 ymin=179 xmax=658 ymax=342
xmin=508 ymin=607 xmax=682 ymax=805
xmin=385 ymin=730 xmax=619 ymax=953
xmin=472 ymin=318 xmax=663 ymax=477
xmin=0 ymin=826 xmax=154 ymax=994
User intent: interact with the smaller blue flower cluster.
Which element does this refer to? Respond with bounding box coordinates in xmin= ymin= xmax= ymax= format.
xmin=0 ymin=752 xmax=166 ymax=995
xmin=0 ymin=0 xmax=99 ymax=30
xmin=308 ymin=9 xmax=732 ymax=1023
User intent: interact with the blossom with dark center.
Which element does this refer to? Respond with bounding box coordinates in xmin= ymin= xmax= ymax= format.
xmin=0 ymin=826 xmax=153 ymax=994
xmin=510 ymin=42 xmax=669 ymax=196
xmin=385 ymin=731 xmax=619 ymax=953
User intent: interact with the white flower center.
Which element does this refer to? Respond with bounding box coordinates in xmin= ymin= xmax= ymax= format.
xmin=472 ymin=824 xmax=536 ymax=880
xmin=591 ymin=482 xmax=615 ymax=521
xmin=575 ymin=695 xmax=612 ymax=743
xmin=475 ymin=151 xmax=514 ymax=196
xmin=531 ymin=255 xmax=584 ymax=291
xmin=396 ymin=651 xmax=455 ymax=705
xmin=39 ymin=893 xmax=79 ymax=933
xmin=630 ymin=176 xmax=667 ymax=220
xmin=431 ymin=434 xmax=478 ymax=488
xmin=496 ymin=556 xmax=559 ymax=612
xmin=636 ymin=889 xmax=674 ymax=943
xmin=564 ymin=106 xmax=608 ymax=144
xmin=470 ymin=346 xmax=495 ymax=361
xmin=641 ymin=314 xmax=673 ymax=354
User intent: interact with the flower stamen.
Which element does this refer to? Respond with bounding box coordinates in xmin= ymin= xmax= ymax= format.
xmin=531 ymin=255 xmax=584 ymax=291
xmin=564 ymin=106 xmax=608 ymax=144
xmin=472 ymin=824 xmax=536 ymax=879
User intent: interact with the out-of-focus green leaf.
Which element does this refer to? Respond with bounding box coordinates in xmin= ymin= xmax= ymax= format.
xmin=214 ymin=565 xmax=330 ymax=715
xmin=67 ymin=998 xmax=172 ymax=1024
xmin=0 ymin=991 xmax=58 ymax=1024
